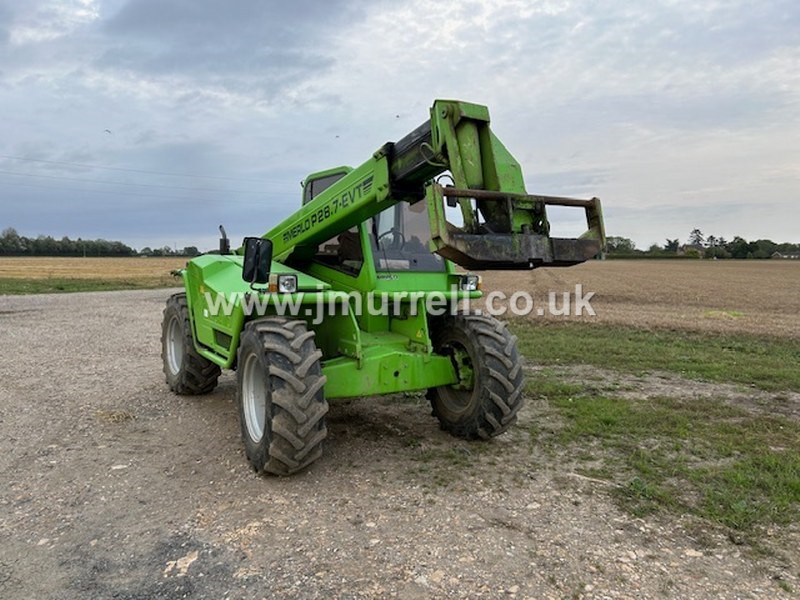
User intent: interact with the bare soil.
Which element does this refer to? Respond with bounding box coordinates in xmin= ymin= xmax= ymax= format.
xmin=484 ymin=260 xmax=800 ymax=338
xmin=0 ymin=289 xmax=797 ymax=599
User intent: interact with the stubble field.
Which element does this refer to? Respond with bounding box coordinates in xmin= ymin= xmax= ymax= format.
xmin=0 ymin=257 xmax=188 ymax=293
xmin=485 ymin=259 xmax=800 ymax=338
xmin=0 ymin=256 xmax=188 ymax=280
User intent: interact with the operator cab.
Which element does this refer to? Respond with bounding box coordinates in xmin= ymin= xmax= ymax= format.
xmin=311 ymin=202 xmax=445 ymax=276
xmin=303 ymin=168 xmax=445 ymax=275
xmin=370 ymin=202 xmax=445 ymax=272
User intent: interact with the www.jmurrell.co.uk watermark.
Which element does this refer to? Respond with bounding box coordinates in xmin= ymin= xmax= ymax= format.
xmin=203 ymin=284 xmax=596 ymax=325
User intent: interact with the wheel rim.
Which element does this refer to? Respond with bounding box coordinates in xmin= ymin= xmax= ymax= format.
xmin=165 ymin=315 xmax=184 ymax=376
xmin=242 ymin=352 xmax=267 ymax=443
xmin=440 ymin=340 xmax=476 ymax=415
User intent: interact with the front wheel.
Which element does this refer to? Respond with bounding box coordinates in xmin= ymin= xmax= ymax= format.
xmin=237 ymin=318 xmax=329 ymax=476
xmin=161 ymin=293 xmax=220 ymax=395
xmin=427 ymin=313 xmax=524 ymax=439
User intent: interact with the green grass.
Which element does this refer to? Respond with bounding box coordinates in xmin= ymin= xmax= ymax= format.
xmin=0 ymin=277 xmax=174 ymax=294
xmin=529 ymin=372 xmax=800 ymax=531
xmin=513 ymin=320 xmax=800 ymax=392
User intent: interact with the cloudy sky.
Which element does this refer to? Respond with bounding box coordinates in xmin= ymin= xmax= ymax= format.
xmin=1 ymin=0 xmax=798 ymax=251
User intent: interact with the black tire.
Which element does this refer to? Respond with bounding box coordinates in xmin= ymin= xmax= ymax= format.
xmin=161 ymin=293 xmax=221 ymax=395
xmin=236 ymin=318 xmax=328 ymax=476
xmin=427 ymin=313 xmax=524 ymax=439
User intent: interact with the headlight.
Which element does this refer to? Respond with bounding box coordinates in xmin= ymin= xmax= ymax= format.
xmin=277 ymin=274 xmax=298 ymax=293
xmin=268 ymin=273 xmax=298 ymax=293
xmin=459 ymin=274 xmax=481 ymax=291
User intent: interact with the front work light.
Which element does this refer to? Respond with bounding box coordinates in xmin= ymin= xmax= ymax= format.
xmin=459 ymin=274 xmax=481 ymax=291
xmin=268 ymin=273 xmax=298 ymax=293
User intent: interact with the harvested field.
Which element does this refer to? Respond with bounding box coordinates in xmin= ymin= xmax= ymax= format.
xmin=484 ymin=260 xmax=800 ymax=338
xmin=0 ymin=257 xmax=188 ymax=293
xmin=0 ymin=256 xmax=187 ymax=281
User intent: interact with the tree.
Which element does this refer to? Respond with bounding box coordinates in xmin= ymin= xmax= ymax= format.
xmin=703 ymin=235 xmax=722 ymax=258
xmin=1 ymin=227 xmax=25 ymax=254
xmin=0 ymin=229 xmax=135 ymax=256
xmin=704 ymin=243 xmax=730 ymax=259
xmin=753 ymin=239 xmax=777 ymax=259
xmin=688 ymin=228 xmax=705 ymax=247
xmin=32 ymin=235 xmax=58 ymax=255
xmin=60 ymin=236 xmax=76 ymax=255
xmin=605 ymin=236 xmax=636 ymax=254
xmin=664 ymin=238 xmax=680 ymax=253
xmin=727 ymin=236 xmax=751 ymax=259
xmin=181 ymin=246 xmax=200 ymax=257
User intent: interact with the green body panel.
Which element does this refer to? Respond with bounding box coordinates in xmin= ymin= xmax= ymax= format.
xmin=182 ymin=249 xmax=477 ymax=399
xmin=322 ymin=345 xmax=456 ymax=399
xmin=179 ymin=99 xmax=605 ymax=400
xmin=183 ymin=254 xmax=333 ymax=367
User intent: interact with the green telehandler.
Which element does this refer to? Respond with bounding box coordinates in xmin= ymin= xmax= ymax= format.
xmin=161 ymin=100 xmax=605 ymax=475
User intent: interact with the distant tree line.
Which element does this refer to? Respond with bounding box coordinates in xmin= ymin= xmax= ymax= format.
xmin=139 ymin=245 xmax=200 ymax=257
xmin=606 ymin=229 xmax=800 ymax=259
xmin=0 ymin=228 xmax=200 ymax=257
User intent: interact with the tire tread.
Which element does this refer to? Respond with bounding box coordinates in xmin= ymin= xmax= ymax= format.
xmin=161 ymin=293 xmax=220 ymax=395
xmin=428 ymin=312 xmax=524 ymax=439
xmin=237 ymin=318 xmax=328 ymax=476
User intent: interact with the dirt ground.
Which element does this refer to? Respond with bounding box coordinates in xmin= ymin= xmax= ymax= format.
xmin=484 ymin=260 xmax=800 ymax=338
xmin=0 ymin=289 xmax=798 ymax=599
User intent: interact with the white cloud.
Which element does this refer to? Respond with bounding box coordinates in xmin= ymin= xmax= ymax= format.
xmin=8 ymin=0 xmax=99 ymax=45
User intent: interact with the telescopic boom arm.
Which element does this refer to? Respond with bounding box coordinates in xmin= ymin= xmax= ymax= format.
xmin=266 ymin=99 xmax=605 ymax=270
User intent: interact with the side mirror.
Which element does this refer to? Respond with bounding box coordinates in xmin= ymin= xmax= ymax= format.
xmin=241 ymin=237 xmax=273 ymax=285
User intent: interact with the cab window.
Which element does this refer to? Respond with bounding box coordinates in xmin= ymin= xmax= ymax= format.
xmin=314 ymin=227 xmax=363 ymax=275
xmin=303 ymin=172 xmax=347 ymax=205
xmin=370 ymin=201 xmax=445 ymax=272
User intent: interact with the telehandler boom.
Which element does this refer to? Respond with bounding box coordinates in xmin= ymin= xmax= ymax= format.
xmin=161 ymin=100 xmax=605 ymax=475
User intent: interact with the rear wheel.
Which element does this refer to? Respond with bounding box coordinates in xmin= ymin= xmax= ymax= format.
xmin=161 ymin=293 xmax=220 ymax=395
xmin=427 ymin=313 xmax=524 ymax=438
xmin=237 ymin=318 xmax=328 ymax=475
